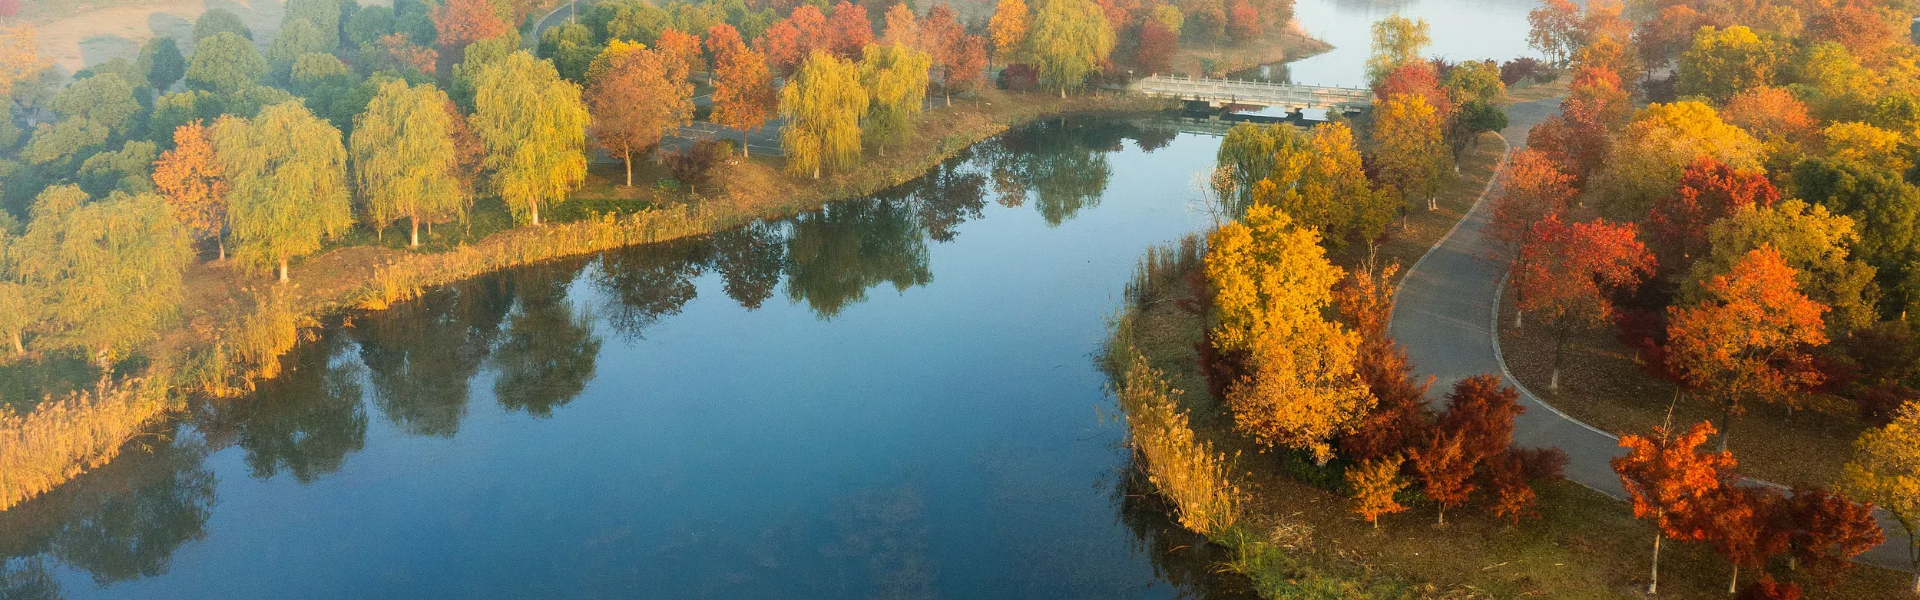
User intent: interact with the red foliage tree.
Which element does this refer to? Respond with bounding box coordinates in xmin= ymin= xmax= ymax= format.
xmin=1666 ymin=248 xmax=1828 ymax=450
xmin=1783 ymin=485 xmax=1886 ymax=581
xmin=759 ymin=5 xmax=827 ymax=75
xmin=433 ymin=0 xmax=510 ymax=58
xmin=1135 ymin=21 xmax=1178 ymax=74
xmin=1226 ymin=0 xmax=1262 ymax=45
xmin=1413 ymin=429 xmax=1477 ymax=526
xmin=1646 ymin=156 xmax=1779 ymax=277
xmin=945 ymin=35 xmax=988 ymax=95
xmin=1335 ymin=263 xmax=1436 ymax=462
xmin=1487 ymin=149 xmax=1575 ymax=260
xmin=1701 ymin=485 xmax=1792 ymax=594
xmin=0 ymin=0 xmax=16 ymax=17
xmin=1513 ymin=215 xmax=1655 ymax=391
xmin=1378 ymin=63 xmax=1451 ymax=121
xmin=1485 ymin=451 xmax=1538 ymax=527
xmin=706 ymin=23 xmax=747 ymax=64
xmin=657 ymin=28 xmax=705 ymax=80
xmin=1613 ymin=421 xmax=1739 ymax=596
xmin=1525 ymin=68 xmax=1623 ymax=188
xmin=1437 ymin=374 xmax=1524 ymax=465
xmin=826 ymin=1 xmax=874 ymax=60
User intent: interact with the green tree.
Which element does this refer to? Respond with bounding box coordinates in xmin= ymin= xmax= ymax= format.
xmin=193 ymin=8 xmax=253 ymax=42
xmin=537 ymin=21 xmax=599 ymax=82
xmin=352 ymin=81 xmax=465 ymax=247
xmin=148 ymin=90 xmax=223 ymax=144
xmin=858 ymin=43 xmax=931 ymax=156
xmin=1365 ymin=15 xmax=1431 ymax=88
xmin=267 ymin=19 xmax=332 ymax=81
xmin=186 ymin=32 xmax=268 ymax=95
xmin=77 ymin=140 xmax=158 ymax=197
xmin=20 ymin=118 xmax=109 ymax=167
xmin=211 ymin=102 xmax=353 ymax=282
xmin=282 ymin=0 xmax=343 ymax=51
xmin=11 ymin=185 xmax=192 ymax=370
xmin=1025 ymin=0 xmax=1114 ymax=97
xmin=1793 ymin=157 xmax=1920 ymax=317
xmin=781 ymin=50 xmax=867 ymax=179
xmin=469 ymin=51 xmax=590 ymax=225
xmin=52 ymin=72 xmax=140 ymax=137
xmin=346 ymin=5 xmax=398 ymax=48
xmin=135 ymin=36 xmax=186 ymax=92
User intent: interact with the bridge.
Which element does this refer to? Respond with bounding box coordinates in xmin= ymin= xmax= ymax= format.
xmin=1130 ymin=74 xmax=1374 ymax=114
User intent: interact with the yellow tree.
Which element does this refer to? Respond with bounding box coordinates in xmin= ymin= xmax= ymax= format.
xmin=152 ymin=121 xmax=230 ymax=260
xmin=0 ymin=24 xmax=48 ymax=99
xmin=989 ymin=0 xmax=1031 ymax=66
xmin=1842 ymin=401 xmax=1920 ymax=592
xmin=586 ymin=41 xmax=693 ymax=186
xmin=1347 ymin=454 xmax=1409 ymax=528
xmin=859 ymin=43 xmax=932 ymax=156
xmin=470 ymin=51 xmax=590 ymax=225
xmin=1372 ymin=93 xmax=1453 ymax=212
xmin=351 ymin=81 xmax=467 ymax=247
xmin=1596 ymin=101 xmax=1762 ymax=220
xmin=1206 ymin=204 xmax=1372 ymax=463
xmin=780 ymin=51 xmax=868 ymax=179
xmin=1677 ymin=25 xmax=1788 ymax=103
xmin=1365 ymin=15 xmax=1431 ymax=89
xmin=1667 ymin=247 xmax=1829 ymax=451
xmin=211 ymin=102 xmax=353 ymax=282
xmin=711 ymin=45 xmax=775 ymax=157
xmin=1025 ymin=0 xmax=1113 ymax=97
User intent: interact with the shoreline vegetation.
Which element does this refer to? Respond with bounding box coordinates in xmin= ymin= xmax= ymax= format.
xmin=0 ymin=28 xmax=1328 ymax=512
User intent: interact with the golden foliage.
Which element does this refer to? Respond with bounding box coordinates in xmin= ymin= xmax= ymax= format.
xmin=0 ymin=378 xmax=176 ymax=511
xmin=1112 ymin=329 xmax=1243 ymax=536
xmin=470 ymin=51 xmax=590 ymax=226
xmin=1346 ymin=454 xmax=1409 ymax=527
xmin=152 ymin=121 xmax=229 ymax=250
xmin=781 ymin=51 xmax=868 ymax=179
xmin=989 ymin=0 xmax=1031 ymax=64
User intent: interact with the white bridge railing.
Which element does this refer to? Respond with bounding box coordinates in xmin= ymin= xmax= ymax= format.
xmin=1131 ymin=74 xmax=1373 ymax=110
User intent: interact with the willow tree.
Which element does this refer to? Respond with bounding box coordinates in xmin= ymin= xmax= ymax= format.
xmin=470 ymin=51 xmax=590 ymax=225
xmin=859 ymin=43 xmax=931 ymax=156
xmin=1025 ymin=0 xmax=1113 ymax=97
xmin=1365 ymin=15 xmax=1431 ymax=89
xmin=212 ymin=102 xmax=353 ymax=282
xmin=585 ymin=41 xmax=692 ymax=186
xmin=11 ymin=185 xmax=192 ymax=370
xmin=352 ymin=81 xmax=466 ymax=247
xmin=0 ymin=225 xmax=34 ymax=355
xmin=781 ymin=51 xmax=867 ymax=179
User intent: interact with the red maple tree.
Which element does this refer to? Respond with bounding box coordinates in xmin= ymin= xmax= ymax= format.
xmin=1646 ymin=156 xmax=1779 ymax=276
xmin=1613 ymin=421 xmax=1739 ymax=595
xmin=1701 ymin=485 xmax=1792 ymax=594
xmin=1487 ymin=149 xmax=1574 ymax=260
xmin=1413 ymin=429 xmax=1477 ymax=526
xmin=1784 ymin=485 xmax=1885 ymax=581
xmin=1513 ymin=215 xmax=1655 ymax=391
xmin=826 ymin=1 xmax=874 ymax=60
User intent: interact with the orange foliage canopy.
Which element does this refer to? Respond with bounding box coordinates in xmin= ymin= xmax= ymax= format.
xmin=433 ymin=0 xmax=511 ymax=50
xmin=1613 ymin=421 xmax=1737 ymax=543
xmin=1413 ymin=429 xmax=1476 ymax=525
xmin=759 ymin=5 xmax=827 ymax=75
xmin=711 ymin=45 xmax=776 ymax=155
xmin=826 ymin=1 xmax=874 ymax=60
xmin=1335 ymin=263 xmax=1435 ymax=463
xmin=657 ymin=28 xmax=705 ymax=80
xmin=1487 ymin=149 xmax=1574 ymax=258
xmin=1378 ymin=63 xmax=1450 ymax=121
xmin=1722 ymin=87 xmax=1817 ymax=144
xmin=1783 ymin=485 xmax=1885 ymax=580
xmin=1666 ymin=247 xmax=1829 ymax=415
xmin=1514 ymin=214 xmax=1654 ymax=333
xmin=152 ymin=121 xmax=229 ymax=254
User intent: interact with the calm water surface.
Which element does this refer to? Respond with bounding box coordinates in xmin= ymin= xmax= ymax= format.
xmin=0 ymin=1 xmax=1542 ymax=595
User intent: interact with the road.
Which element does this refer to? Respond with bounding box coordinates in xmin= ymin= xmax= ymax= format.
xmin=1388 ymin=98 xmax=1916 ymax=573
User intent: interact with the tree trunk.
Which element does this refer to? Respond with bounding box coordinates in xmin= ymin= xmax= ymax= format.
xmin=1427 ymin=193 xmax=1437 ymax=211
xmin=530 ymin=197 xmax=542 ymax=225
xmin=624 ymin=151 xmax=633 ymax=187
xmin=278 ymin=258 xmax=290 ymax=283
xmin=1650 ymin=533 xmax=1662 ymax=595
xmin=218 ymin=238 xmax=226 ymax=262
xmin=1437 ymin=505 xmax=1446 ymax=526
xmin=1514 ymin=309 xmax=1523 ymax=329
xmin=742 ymin=130 xmax=750 ymax=157
xmin=1729 ymin=564 xmax=1739 ymax=595
xmin=9 ymin=332 xmax=22 ymax=355
xmin=1059 ymin=87 xmax=1066 ymax=99
xmin=1719 ymin=399 xmax=1735 ymax=452
xmin=1550 ymin=327 xmax=1568 ymax=392
xmin=813 ymin=165 xmax=821 ymax=180
xmin=410 ymin=216 xmax=420 ymax=247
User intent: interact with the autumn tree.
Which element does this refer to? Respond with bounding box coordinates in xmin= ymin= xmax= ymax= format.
xmin=1487 ymin=149 xmax=1573 ymax=262
xmin=1841 ymin=401 xmax=1920 ymax=591
xmin=881 ymin=2 xmax=920 ymax=48
xmin=757 ymin=5 xmax=826 ymax=75
xmin=1738 ymin=576 xmax=1803 ymax=600
xmin=1026 ymin=0 xmax=1114 ymax=97
xmin=1596 ymin=101 xmax=1763 ymax=220
xmin=1335 ymin=263 xmax=1436 ymax=463
xmin=1823 ymin=122 xmax=1911 ymax=174
xmin=1722 ymin=87 xmax=1818 ymax=147
xmin=1206 ymin=204 xmax=1372 ymax=463
xmin=1486 ymin=451 xmax=1539 ymax=526
xmin=186 ymin=31 xmax=269 ymax=95
xmin=11 ymin=186 xmax=194 ymax=371
xmin=433 ymin=0 xmax=512 ymax=62
xmin=989 ymin=0 xmax=1032 ymax=66
xmin=1372 ymin=92 xmax=1452 ymax=212
xmin=1688 ymin=200 xmax=1877 ymax=334
xmin=1346 ymin=454 xmax=1409 ymax=528
xmin=781 ymin=51 xmax=868 ymax=179
xmin=1614 ymin=421 xmax=1738 ymax=595
xmin=1364 ymin=15 xmax=1431 ymax=88
xmin=352 ymin=81 xmax=466 ymax=247
xmin=1647 ymin=157 xmax=1780 ymax=278
xmin=1524 ymin=71 xmax=1621 ymax=188
xmin=1526 ymin=0 xmax=1580 ymax=65
xmin=211 ymin=102 xmax=353 ymax=282
xmin=656 ymin=28 xmax=704 ymax=80
xmin=1515 ymin=215 xmax=1653 ymax=390
xmin=1667 ymin=248 xmax=1829 ymax=450
xmin=859 ymin=43 xmax=932 ymax=156
xmin=710 ymin=43 xmax=775 ymax=157
xmin=470 ymin=51 xmax=590 ymax=225
xmin=1136 ymin=20 xmax=1178 ymax=74
xmin=1413 ymin=429 xmax=1475 ymax=525
xmin=0 ymin=24 xmax=48 ymax=101
xmin=826 ymin=1 xmax=874 ymax=60
xmin=1437 ymin=375 xmax=1525 ymax=465
xmin=586 ymin=42 xmax=692 ymax=186
xmin=1782 ymin=485 xmax=1884 ymax=581
xmin=1791 ymin=158 xmax=1920 ymax=316
xmin=1700 ymin=485 xmax=1791 ymax=593
xmin=152 ymin=121 xmax=230 ymax=260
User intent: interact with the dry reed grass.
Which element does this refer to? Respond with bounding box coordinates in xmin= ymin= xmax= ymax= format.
xmin=0 ymin=377 xmax=174 ymax=511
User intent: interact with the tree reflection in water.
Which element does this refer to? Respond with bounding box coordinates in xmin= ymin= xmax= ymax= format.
xmin=783 ymin=198 xmax=935 ymax=319
xmin=0 ymin=421 xmax=215 ymax=592
xmin=708 ymin=222 xmax=786 ymax=310
xmin=491 ymin=262 xmax=603 ymax=418
xmin=229 ymin=334 xmax=369 ymax=484
xmin=355 ymin=277 xmax=515 ymax=437
xmin=593 ymin=240 xmax=708 ymax=341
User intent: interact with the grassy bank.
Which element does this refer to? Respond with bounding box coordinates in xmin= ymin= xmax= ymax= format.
xmin=1108 ymin=241 xmax=1914 ymax=599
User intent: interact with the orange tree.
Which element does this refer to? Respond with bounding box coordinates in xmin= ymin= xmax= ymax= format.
xmin=1486 ymin=149 xmax=1574 ymax=266
xmin=1613 ymin=421 xmax=1738 ymax=596
xmin=1666 ymin=247 xmax=1828 ymax=451
xmin=1512 ymin=214 xmax=1654 ymax=391
xmin=1412 ymin=429 xmax=1475 ymax=525
xmin=152 ymin=121 xmax=230 ymax=261
xmin=1346 ymin=455 xmax=1409 ymax=528
xmin=585 ymin=42 xmax=692 ymax=187
xmin=710 ymin=43 xmax=776 ymax=157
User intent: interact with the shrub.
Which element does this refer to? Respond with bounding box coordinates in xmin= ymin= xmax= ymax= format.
xmin=1499 ymin=57 xmax=1544 ymax=86
xmin=666 ymin=139 xmax=734 ymax=196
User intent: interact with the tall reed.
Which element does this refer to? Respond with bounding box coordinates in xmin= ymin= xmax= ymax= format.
xmin=1113 ymin=340 xmax=1243 ymax=536
xmin=0 ymin=377 xmax=175 ymax=511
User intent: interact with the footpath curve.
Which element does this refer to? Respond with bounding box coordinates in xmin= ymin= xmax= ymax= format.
xmin=1387 ymin=98 xmax=1915 ymax=573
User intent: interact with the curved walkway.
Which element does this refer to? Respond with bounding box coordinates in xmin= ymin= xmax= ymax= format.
xmin=1388 ymin=98 xmax=1915 ymax=573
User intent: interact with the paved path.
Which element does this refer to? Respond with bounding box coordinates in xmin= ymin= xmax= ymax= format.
xmin=1388 ymin=98 xmax=1915 ymax=573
